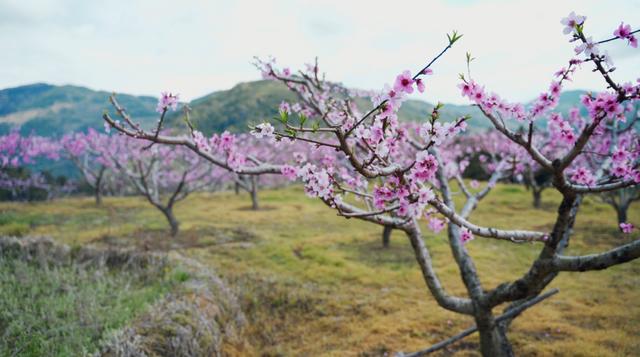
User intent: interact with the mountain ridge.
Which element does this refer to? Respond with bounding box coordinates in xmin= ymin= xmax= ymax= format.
xmin=0 ymin=81 xmax=590 ymax=137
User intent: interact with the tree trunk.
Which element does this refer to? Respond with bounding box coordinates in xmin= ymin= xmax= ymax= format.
xmin=250 ymin=176 xmax=259 ymax=210
xmin=234 ymin=181 xmax=240 ymax=195
xmin=95 ymin=168 xmax=105 ymax=206
xmin=95 ymin=186 xmax=103 ymax=206
xmin=382 ymin=225 xmax=392 ymax=248
xmin=617 ymin=204 xmax=628 ymax=224
xmin=532 ymin=189 xmax=542 ymax=209
xmin=161 ymin=207 xmax=179 ymax=237
xmin=476 ymin=315 xmax=514 ymax=357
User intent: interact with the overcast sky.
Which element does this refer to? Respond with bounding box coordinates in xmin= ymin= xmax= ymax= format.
xmin=1 ymin=0 xmax=638 ymax=104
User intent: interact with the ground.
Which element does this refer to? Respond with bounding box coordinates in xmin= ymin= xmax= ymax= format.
xmin=0 ymin=183 xmax=638 ymax=356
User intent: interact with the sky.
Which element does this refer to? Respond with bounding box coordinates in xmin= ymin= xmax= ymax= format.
xmin=1 ymin=0 xmax=639 ymax=104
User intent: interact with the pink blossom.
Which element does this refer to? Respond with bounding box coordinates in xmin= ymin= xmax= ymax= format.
xmin=219 ymin=131 xmax=235 ymax=151
xmin=252 ymin=123 xmax=275 ymax=139
xmin=416 ymin=78 xmax=425 ymax=93
xmin=549 ymin=81 xmax=562 ymax=96
xmin=620 ymin=222 xmax=634 ymax=234
xmin=611 ymin=165 xmax=628 ymax=178
xmin=460 ymin=228 xmax=474 ymax=244
xmin=394 ymin=70 xmax=415 ymax=94
xmin=614 ymin=22 xmax=638 ymax=48
xmin=561 ymin=12 xmax=586 ymax=35
xmin=156 ymin=91 xmax=179 ymax=113
xmin=554 ymin=68 xmax=566 ymax=78
xmin=279 ymin=101 xmax=291 ymax=114
xmin=192 ymin=131 xmax=210 ymax=152
xmin=612 ymin=148 xmax=629 ymax=164
xmin=281 ymin=165 xmax=298 ymax=180
xmin=458 ymin=81 xmax=474 ymax=98
xmin=571 ymin=167 xmax=595 ymax=185
xmin=574 ymin=37 xmax=599 ymax=57
xmin=226 ymin=151 xmax=246 ymax=170
xmin=299 ymin=164 xmax=333 ymax=200
xmin=418 ymin=187 xmax=435 ymax=204
xmin=428 ymin=217 xmax=446 ymax=234
xmin=410 ymin=152 xmax=438 ymax=183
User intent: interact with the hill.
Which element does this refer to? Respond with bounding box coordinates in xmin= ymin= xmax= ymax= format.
xmin=168 ymin=81 xmax=593 ymax=135
xmin=167 ymin=80 xmax=492 ymax=134
xmin=0 ymin=82 xmax=597 ymax=139
xmin=0 ymin=83 xmax=158 ymax=137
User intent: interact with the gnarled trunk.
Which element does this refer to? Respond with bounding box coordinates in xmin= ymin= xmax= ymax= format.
xmin=161 ymin=207 xmax=179 ymax=237
xmin=382 ymin=225 xmax=392 ymax=248
xmin=476 ymin=314 xmax=514 ymax=357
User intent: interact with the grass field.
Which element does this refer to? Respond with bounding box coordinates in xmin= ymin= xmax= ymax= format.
xmin=0 ymin=250 xmax=179 ymax=356
xmin=0 ymin=183 xmax=638 ymax=356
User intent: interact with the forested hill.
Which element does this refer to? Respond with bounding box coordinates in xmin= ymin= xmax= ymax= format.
xmin=166 ymin=81 xmax=593 ymax=135
xmin=0 ymin=81 xmax=592 ymax=137
xmin=0 ymin=83 xmax=158 ymax=137
xmin=165 ymin=80 xmax=494 ymax=134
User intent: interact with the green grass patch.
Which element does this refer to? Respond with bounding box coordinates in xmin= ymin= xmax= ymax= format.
xmin=0 ymin=256 xmax=181 ymax=356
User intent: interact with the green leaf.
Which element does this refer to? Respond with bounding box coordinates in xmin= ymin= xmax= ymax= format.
xmin=466 ymin=51 xmax=475 ymax=64
xmin=285 ymin=128 xmax=297 ymax=137
xmin=311 ymin=121 xmax=320 ymax=133
xmin=448 ymin=30 xmax=463 ymax=45
xmin=279 ymin=111 xmax=289 ymax=124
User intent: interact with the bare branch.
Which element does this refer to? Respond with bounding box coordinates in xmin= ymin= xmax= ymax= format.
xmin=429 ymin=199 xmax=548 ymax=242
xmin=552 ymin=239 xmax=640 ymax=271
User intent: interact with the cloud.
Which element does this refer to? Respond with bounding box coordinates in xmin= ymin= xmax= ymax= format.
xmin=1 ymin=0 xmax=638 ymax=104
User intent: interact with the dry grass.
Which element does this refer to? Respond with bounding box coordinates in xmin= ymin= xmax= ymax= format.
xmin=0 ymin=184 xmax=638 ymax=356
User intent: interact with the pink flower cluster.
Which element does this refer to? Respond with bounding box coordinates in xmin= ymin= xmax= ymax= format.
xmin=156 ymin=91 xmax=180 ymax=113
xmin=409 ymin=152 xmax=438 ymax=183
xmin=298 ymin=163 xmax=333 ymax=200
xmin=252 ymin=123 xmax=275 ymax=139
xmin=459 ymin=80 xmax=528 ymax=121
xmin=620 ymin=222 xmax=635 ymax=234
xmin=570 ymin=167 xmax=596 ymax=186
xmin=281 ymin=165 xmax=298 ymax=180
xmin=460 ymin=228 xmax=474 ymax=244
xmin=620 ymin=222 xmax=634 ymax=234
xmin=419 ymin=120 xmax=467 ymax=146
xmin=428 ymin=217 xmax=446 ymax=234
xmin=547 ymin=113 xmax=577 ymax=145
xmin=1 ymin=131 xmax=61 ymax=168
xmin=581 ymin=92 xmax=624 ymax=121
xmin=610 ymin=142 xmax=640 ymax=183
xmin=192 ymin=130 xmax=248 ymax=170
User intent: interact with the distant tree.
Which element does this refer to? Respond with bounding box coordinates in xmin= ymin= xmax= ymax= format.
xmin=0 ymin=130 xmax=61 ymax=201
xmin=61 ymin=129 xmax=119 ymax=205
xmin=101 ymin=134 xmax=223 ymax=236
